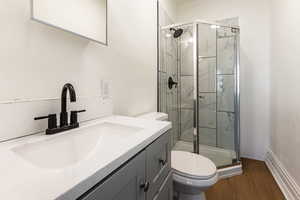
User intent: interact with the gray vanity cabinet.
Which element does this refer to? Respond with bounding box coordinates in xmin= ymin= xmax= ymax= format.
xmin=153 ymin=173 xmax=173 ymax=200
xmin=79 ymin=131 xmax=172 ymax=200
xmin=146 ymin=132 xmax=171 ymax=200
xmin=81 ymin=151 xmax=146 ymax=200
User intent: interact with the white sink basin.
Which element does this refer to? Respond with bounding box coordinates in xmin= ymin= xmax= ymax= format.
xmin=12 ymin=122 xmax=143 ymax=169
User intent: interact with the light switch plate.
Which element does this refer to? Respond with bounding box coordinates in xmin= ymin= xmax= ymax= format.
xmin=100 ymin=80 xmax=111 ymax=99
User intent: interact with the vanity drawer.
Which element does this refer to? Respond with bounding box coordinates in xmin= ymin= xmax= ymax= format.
xmin=146 ymin=131 xmax=171 ymax=200
xmin=80 ymin=152 xmax=146 ymax=200
xmin=152 ymin=172 xmax=173 ymax=200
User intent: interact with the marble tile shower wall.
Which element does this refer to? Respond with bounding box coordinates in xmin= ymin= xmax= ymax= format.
xmin=217 ymin=112 xmax=235 ymax=150
xmin=217 ymin=17 xmax=240 ymax=28
xmin=0 ymin=97 xmax=113 ymax=142
xmin=198 ymin=24 xmax=216 ymax=57
xmin=217 ymin=75 xmax=235 ymax=112
xmin=158 ymin=5 xmax=179 ymax=147
xmin=217 ymin=36 xmax=235 ymax=75
xmin=199 ymin=58 xmax=216 ymax=92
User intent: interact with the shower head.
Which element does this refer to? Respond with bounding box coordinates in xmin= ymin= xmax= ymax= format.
xmin=170 ymin=28 xmax=183 ymax=38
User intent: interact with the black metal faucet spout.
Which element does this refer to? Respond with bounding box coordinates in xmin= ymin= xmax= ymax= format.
xmin=60 ymin=83 xmax=76 ymax=127
xmin=34 ymin=83 xmax=86 ymax=135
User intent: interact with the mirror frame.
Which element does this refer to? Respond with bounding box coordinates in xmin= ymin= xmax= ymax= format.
xmin=30 ymin=0 xmax=108 ymax=45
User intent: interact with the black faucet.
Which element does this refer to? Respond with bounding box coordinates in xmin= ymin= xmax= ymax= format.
xmin=60 ymin=83 xmax=77 ymax=127
xmin=34 ymin=83 xmax=86 ymax=135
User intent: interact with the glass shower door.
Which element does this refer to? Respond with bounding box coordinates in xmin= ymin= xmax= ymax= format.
xmin=198 ymin=23 xmax=217 ymax=149
xmin=197 ymin=23 xmax=240 ymax=166
xmin=216 ymin=26 xmax=240 ymax=162
xmin=179 ymin=25 xmax=195 ymax=146
xmin=159 ymin=28 xmax=180 ymax=148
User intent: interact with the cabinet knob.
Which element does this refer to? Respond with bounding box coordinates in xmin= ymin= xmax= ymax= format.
xmin=140 ymin=181 xmax=150 ymax=192
xmin=159 ymin=158 xmax=167 ymax=166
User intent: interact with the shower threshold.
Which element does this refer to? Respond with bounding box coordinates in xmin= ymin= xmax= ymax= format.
xmin=173 ymin=140 xmax=238 ymax=168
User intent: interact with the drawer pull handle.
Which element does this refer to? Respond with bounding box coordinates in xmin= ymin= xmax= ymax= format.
xmin=159 ymin=158 xmax=167 ymax=166
xmin=140 ymin=181 xmax=150 ymax=192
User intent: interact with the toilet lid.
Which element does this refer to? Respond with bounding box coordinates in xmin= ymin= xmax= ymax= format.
xmin=171 ymin=151 xmax=217 ymax=179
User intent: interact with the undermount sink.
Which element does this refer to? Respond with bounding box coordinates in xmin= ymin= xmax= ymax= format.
xmin=12 ymin=122 xmax=143 ymax=169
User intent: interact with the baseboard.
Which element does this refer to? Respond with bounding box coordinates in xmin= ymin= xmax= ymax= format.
xmin=217 ymin=164 xmax=243 ymax=180
xmin=265 ymin=149 xmax=300 ymax=200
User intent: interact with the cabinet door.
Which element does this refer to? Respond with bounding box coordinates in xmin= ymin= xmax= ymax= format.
xmin=81 ymin=151 xmax=146 ymax=200
xmin=153 ymin=172 xmax=173 ymax=200
xmin=146 ymin=132 xmax=171 ymax=200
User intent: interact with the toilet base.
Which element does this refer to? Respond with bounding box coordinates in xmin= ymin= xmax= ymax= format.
xmin=175 ymin=191 xmax=206 ymax=200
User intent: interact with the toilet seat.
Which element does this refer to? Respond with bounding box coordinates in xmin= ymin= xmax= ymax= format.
xmin=171 ymin=151 xmax=217 ymax=180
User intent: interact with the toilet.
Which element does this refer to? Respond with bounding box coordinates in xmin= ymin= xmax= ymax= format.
xmin=137 ymin=112 xmax=218 ymax=200
xmin=172 ymin=151 xmax=218 ymax=200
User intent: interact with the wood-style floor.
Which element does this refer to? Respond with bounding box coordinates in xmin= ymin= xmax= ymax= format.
xmin=206 ymin=158 xmax=285 ymax=200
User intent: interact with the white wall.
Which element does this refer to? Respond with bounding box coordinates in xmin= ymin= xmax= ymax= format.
xmin=270 ymin=0 xmax=300 ymax=186
xmin=0 ymin=0 xmax=157 ymax=141
xmin=159 ymin=0 xmax=177 ymax=22
xmin=176 ymin=0 xmax=271 ymax=160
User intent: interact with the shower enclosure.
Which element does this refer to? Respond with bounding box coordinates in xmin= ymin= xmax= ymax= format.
xmin=158 ymin=21 xmax=240 ymax=168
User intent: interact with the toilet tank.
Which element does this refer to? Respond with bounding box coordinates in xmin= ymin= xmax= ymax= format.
xmin=137 ymin=112 xmax=168 ymax=121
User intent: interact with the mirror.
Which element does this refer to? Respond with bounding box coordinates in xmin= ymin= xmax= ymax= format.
xmin=31 ymin=0 xmax=107 ymax=45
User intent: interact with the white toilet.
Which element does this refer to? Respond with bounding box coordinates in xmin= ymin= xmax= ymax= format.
xmin=138 ymin=112 xmax=218 ymax=200
xmin=172 ymin=151 xmax=218 ymax=200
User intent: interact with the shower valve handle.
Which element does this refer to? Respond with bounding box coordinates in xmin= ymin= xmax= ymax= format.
xmin=168 ymin=77 xmax=178 ymax=89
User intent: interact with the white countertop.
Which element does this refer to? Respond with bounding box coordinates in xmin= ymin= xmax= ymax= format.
xmin=137 ymin=112 xmax=168 ymax=121
xmin=0 ymin=115 xmax=171 ymax=200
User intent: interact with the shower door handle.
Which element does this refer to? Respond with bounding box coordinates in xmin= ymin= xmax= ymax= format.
xmin=193 ymin=100 xmax=197 ymax=128
xmin=168 ymin=77 xmax=178 ymax=89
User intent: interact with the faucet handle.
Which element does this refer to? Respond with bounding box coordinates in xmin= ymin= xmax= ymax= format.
xmin=70 ymin=110 xmax=86 ymax=126
xmin=77 ymin=110 xmax=87 ymax=113
xmin=34 ymin=114 xmax=57 ymax=130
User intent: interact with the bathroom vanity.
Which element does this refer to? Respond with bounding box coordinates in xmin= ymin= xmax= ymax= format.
xmin=0 ymin=116 xmax=172 ymax=200
xmin=79 ymin=131 xmax=172 ymax=200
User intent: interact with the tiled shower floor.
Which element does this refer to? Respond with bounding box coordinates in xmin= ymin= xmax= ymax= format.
xmin=173 ymin=140 xmax=237 ymax=167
